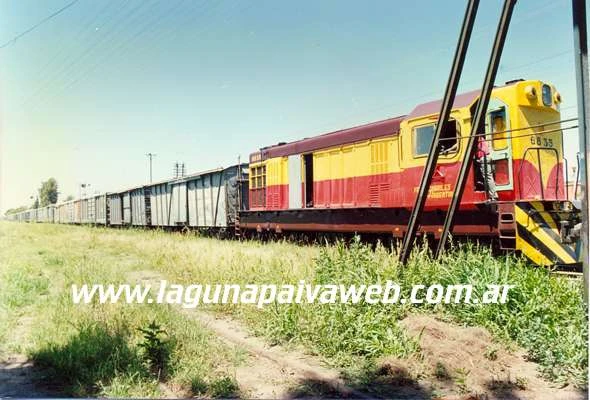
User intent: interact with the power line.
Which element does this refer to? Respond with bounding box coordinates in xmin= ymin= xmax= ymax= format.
xmin=437 ymin=117 xmax=579 ymax=143
xmin=59 ymin=0 xmax=193 ymax=93
xmin=19 ymin=0 xmax=120 ymax=105
xmin=0 ymin=0 xmax=80 ymax=49
xmin=21 ymin=0 xmax=153 ymax=113
xmin=58 ymin=0 xmax=225 ymax=96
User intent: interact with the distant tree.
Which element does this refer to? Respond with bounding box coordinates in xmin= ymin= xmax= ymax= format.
xmin=5 ymin=206 xmax=27 ymax=216
xmin=39 ymin=178 xmax=58 ymax=206
xmin=65 ymin=195 xmax=74 ymax=201
xmin=31 ymin=198 xmax=39 ymax=209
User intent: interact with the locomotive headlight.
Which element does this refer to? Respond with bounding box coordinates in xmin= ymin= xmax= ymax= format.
xmin=525 ymin=85 xmax=537 ymax=100
xmin=542 ymin=84 xmax=552 ymax=106
xmin=554 ymin=91 xmax=562 ymax=104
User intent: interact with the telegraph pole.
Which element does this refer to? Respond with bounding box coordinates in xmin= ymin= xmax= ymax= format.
xmin=146 ymin=153 xmax=156 ymax=183
xmin=572 ymin=0 xmax=589 ymax=301
xmin=79 ymin=183 xmax=90 ymax=199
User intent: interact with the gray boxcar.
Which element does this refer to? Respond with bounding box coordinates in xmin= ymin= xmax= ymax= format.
xmin=129 ymin=187 xmax=150 ymax=226
xmin=95 ymin=193 xmax=108 ymax=225
xmin=108 ymin=186 xmax=149 ymax=226
xmin=80 ymin=197 xmax=96 ymax=224
xmin=37 ymin=205 xmax=55 ymax=223
xmin=148 ymin=165 xmax=244 ymax=228
xmin=57 ymin=201 xmax=76 ymax=224
xmin=107 ymin=193 xmax=124 ymax=225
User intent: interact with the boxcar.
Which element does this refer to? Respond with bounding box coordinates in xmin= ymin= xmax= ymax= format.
xmin=107 ymin=193 xmax=124 ymax=226
xmin=95 ymin=193 xmax=108 ymax=225
xmin=148 ymin=165 xmax=245 ymax=229
xmin=129 ymin=186 xmax=150 ymax=226
xmin=80 ymin=197 xmax=95 ymax=224
xmin=107 ymin=186 xmax=148 ymax=226
xmin=20 ymin=209 xmax=36 ymax=222
xmin=37 ymin=205 xmax=55 ymax=223
xmin=57 ymin=200 xmax=76 ymax=224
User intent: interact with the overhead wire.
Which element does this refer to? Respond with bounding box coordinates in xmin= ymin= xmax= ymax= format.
xmin=12 ymin=0 xmax=579 ymax=145
xmin=59 ymin=0 xmax=201 ymax=92
xmin=22 ymin=0 xmax=156 ymax=113
xmin=436 ymin=117 xmax=579 ymax=143
xmin=61 ymin=0 xmax=250 ymax=94
xmin=19 ymin=0 xmax=122 ymax=105
xmin=0 ymin=0 xmax=80 ymax=49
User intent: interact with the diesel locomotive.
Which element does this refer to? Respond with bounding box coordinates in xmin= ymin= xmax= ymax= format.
xmin=240 ymin=79 xmax=580 ymax=267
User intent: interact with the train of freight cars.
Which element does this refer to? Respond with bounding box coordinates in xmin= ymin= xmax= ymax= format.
xmin=7 ymin=79 xmax=582 ymax=269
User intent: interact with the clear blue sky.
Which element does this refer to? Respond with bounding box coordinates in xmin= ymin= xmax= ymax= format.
xmin=0 ymin=0 xmax=585 ymax=212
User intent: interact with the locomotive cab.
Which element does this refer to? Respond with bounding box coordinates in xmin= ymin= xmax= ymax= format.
xmin=482 ymin=80 xmax=579 ymax=268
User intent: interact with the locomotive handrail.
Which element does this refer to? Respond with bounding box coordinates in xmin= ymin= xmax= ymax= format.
xmin=565 ymin=156 xmax=570 ymax=201
xmin=437 ymin=122 xmax=578 ymax=143
xmin=575 ymin=152 xmax=581 ymax=200
xmin=517 ymin=147 xmax=560 ymax=200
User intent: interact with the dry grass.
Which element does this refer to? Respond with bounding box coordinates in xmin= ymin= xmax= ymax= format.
xmin=0 ymin=222 xmax=586 ymax=397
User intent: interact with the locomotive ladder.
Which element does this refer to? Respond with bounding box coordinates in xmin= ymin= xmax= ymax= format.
xmin=400 ymin=0 xmax=517 ymax=264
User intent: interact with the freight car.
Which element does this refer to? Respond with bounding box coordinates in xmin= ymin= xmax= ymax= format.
xmin=12 ymin=165 xmax=246 ymax=230
xmin=37 ymin=205 xmax=55 ymax=223
xmin=56 ymin=200 xmax=76 ymax=224
xmin=150 ymin=166 xmax=247 ymax=229
xmin=100 ymin=165 xmax=246 ymax=229
xmin=240 ymin=79 xmax=580 ymax=267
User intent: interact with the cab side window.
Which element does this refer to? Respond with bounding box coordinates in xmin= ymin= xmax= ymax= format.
xmin=413 ymin=119 xmax=459 ymax=157
xmin=414 ymin=124 xmax=435 ymax=156
xmin=489 ymin=108 xmax=508 ymax=150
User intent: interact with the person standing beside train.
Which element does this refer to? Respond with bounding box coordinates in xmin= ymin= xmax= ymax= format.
xmin=476 ymin=133 xmax=498 ymax=201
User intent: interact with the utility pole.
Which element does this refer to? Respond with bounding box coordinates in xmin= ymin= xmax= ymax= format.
xmin=173 ymin=161 xmax=186 ymax=179
xmin=572 ymin=0 xmax=589 ymax=301
xmin=146 ymin=153 xmax=156 ymax=183
xmin=79 ymin=183 xmax=90 ymax=199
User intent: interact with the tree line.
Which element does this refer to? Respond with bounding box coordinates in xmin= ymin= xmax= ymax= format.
xmin=4 ymin=178 xmax=74 ymax=216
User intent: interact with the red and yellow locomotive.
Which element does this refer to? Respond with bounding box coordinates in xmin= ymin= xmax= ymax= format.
xmin=241 ymin=79 xmax=580 ymax=267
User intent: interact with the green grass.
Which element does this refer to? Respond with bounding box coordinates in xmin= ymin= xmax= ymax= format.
xmin=0 ymin=223 xmax=244 ymax=397
xmin=227 ymin=238 xmax=587 ymax=387
xmin=0 ymin=222 xmax=586 ymax=395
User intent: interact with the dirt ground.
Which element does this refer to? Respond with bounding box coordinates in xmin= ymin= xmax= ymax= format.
xmin=186 ymin=311 xmax=373 ymax=399
xmin=393 ymin=314 xmax=587 ymax=400
xmin=0 ymin=355 xmax=56 ymax=398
